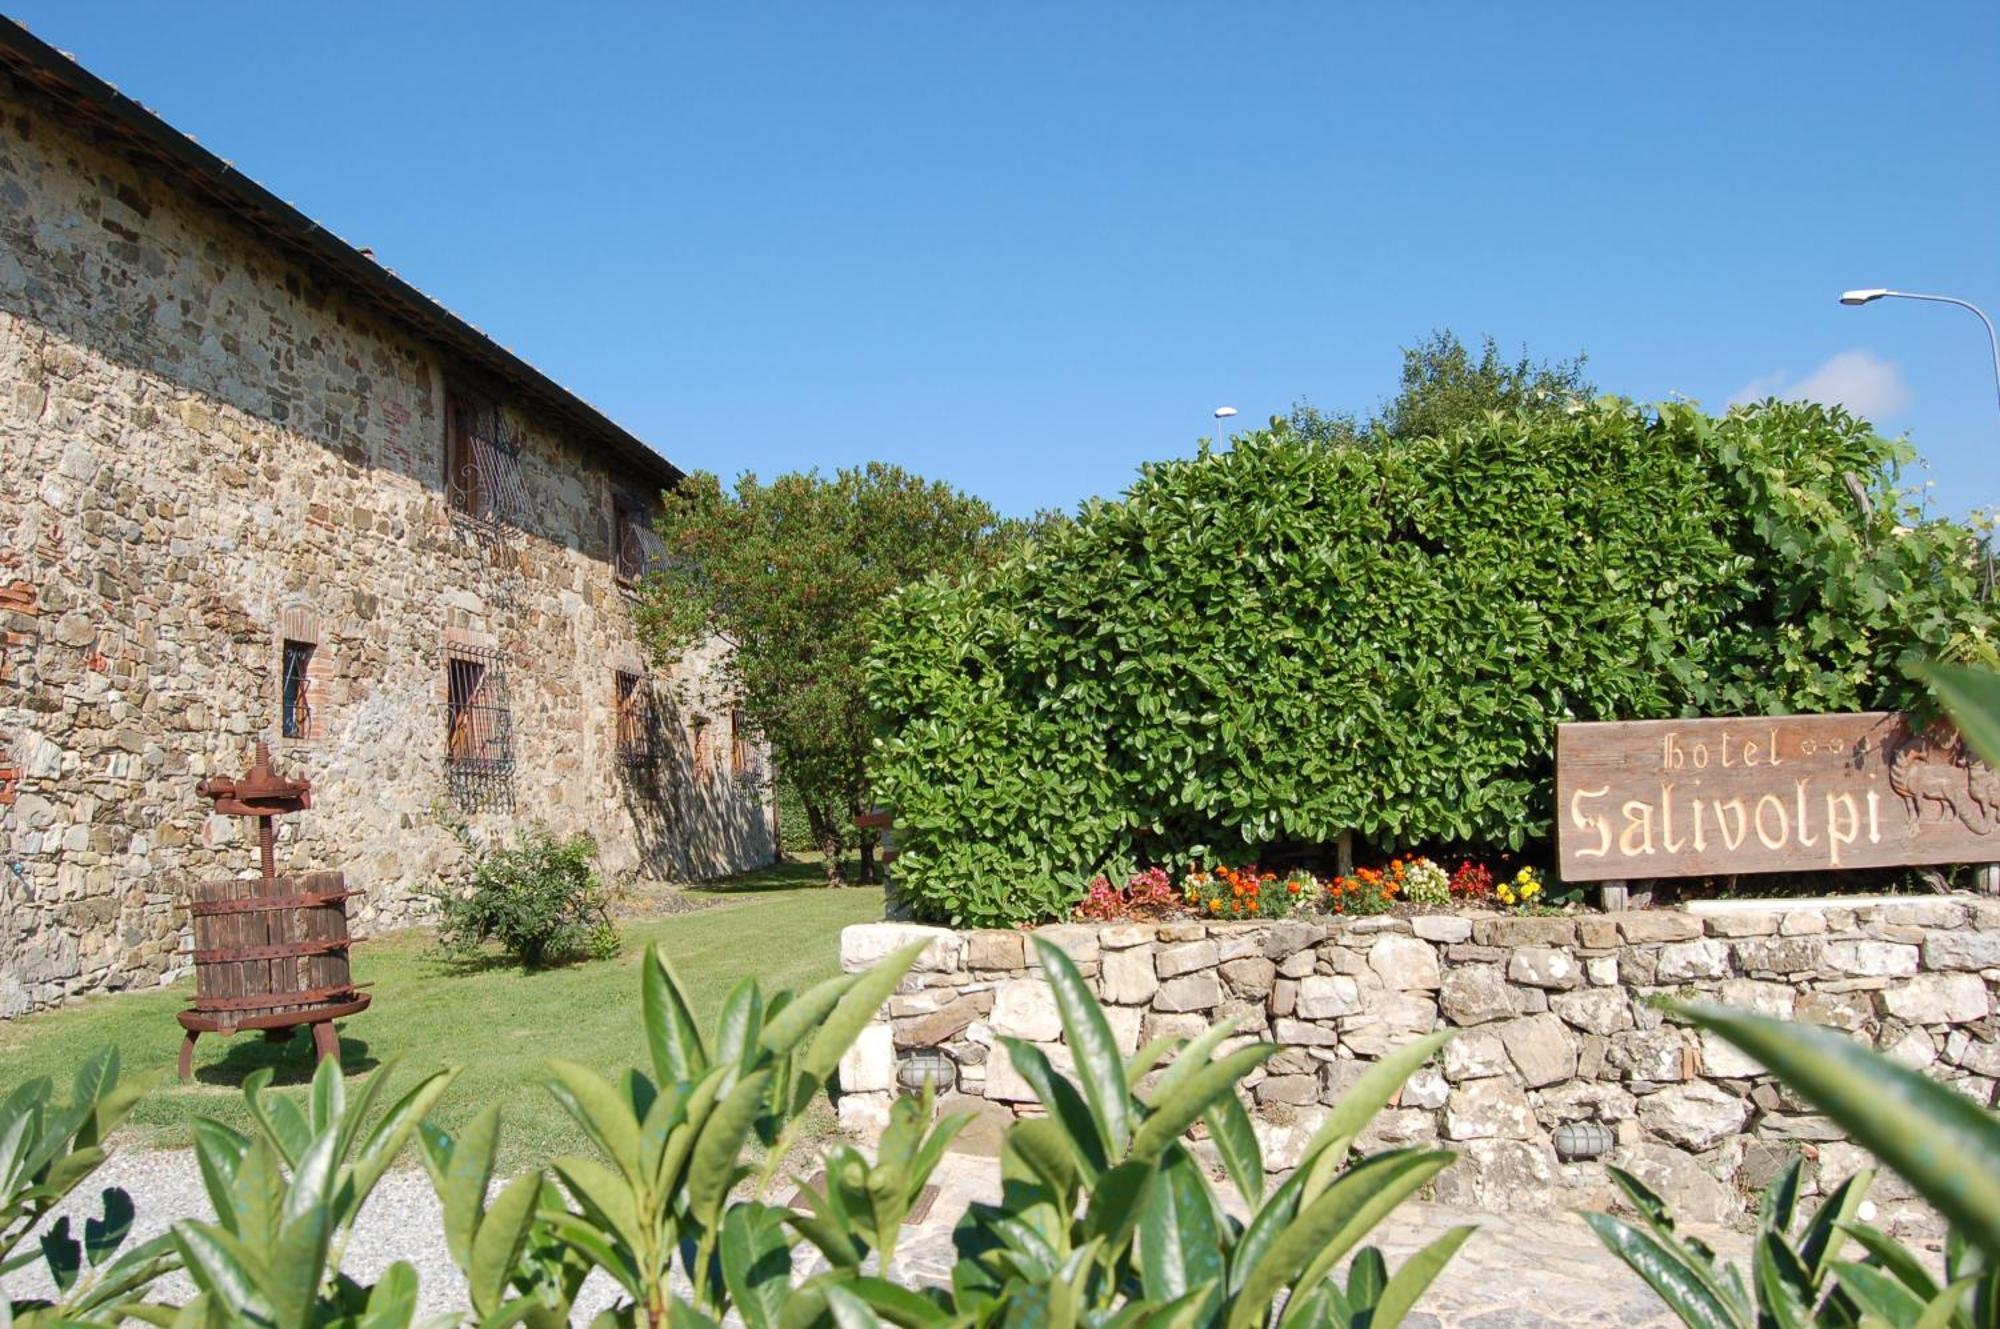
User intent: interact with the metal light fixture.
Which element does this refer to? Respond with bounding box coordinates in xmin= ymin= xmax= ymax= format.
xmin=1837 ymin=287 xmax=2000 ymax=418
xmin=1552 ymin=1118 xmax=1617 ymax=1162
xmin=896 ymin=1048 xmax=957 ymax=1098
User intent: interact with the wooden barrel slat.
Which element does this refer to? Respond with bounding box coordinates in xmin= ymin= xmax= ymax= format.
xmin=187 ymin=871 xmax=358 ymax=1028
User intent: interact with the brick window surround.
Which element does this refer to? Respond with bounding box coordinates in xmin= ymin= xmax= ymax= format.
xmin=276 ymin=606 xmax=321 ymax=742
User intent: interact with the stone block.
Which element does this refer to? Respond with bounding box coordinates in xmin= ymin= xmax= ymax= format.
xmin=1261 ymin=919 xmax=1322 ymax=963
xmin=1534 ymin=1078 xmax=1635 ymax=1123
xmin=1154 ymin=971 xmax=1223 ymax=1013
xmin=1155 ymin=940 xmax=1220 ymax=979
xmin=1924 ymin=931 xmax=2000 ymax=972
xmin=1295 ymin=974 xmax=1360 ymax=1019
xmin=1472 ymin=916 xmax=1578 ymax=948
xmin=1615 ymin=1143 xmax=1736 ymax=1224
xmin=990 ymin=980 xmax=1062 ymax=1042
xmin=1882 ymin=973 xmax=1989 ymax=1025
xmin=1824 ymin=940 xmax=1919 ymax=978
xmin=1576 ymin=918 xmax=1621 ymax=950
xmin=967 ymin=930 xmax=1025 ymax=971
xmin=1103 ymin=1003 xmax=1143 ymax=1056
xmin=1364 ymin=934 xmax=1441 ymax=991
xmin=1794 ymin=988 xmax=1873 ymax=1031
xmin=1144 ymin=1011 xmax=1211 ymax=1044
xmin=1733 ymin=936 xmax=1822 ymax=975
xmin=1276 ymin=948 xmax=1316 ymax=978
xmin=1636 ymin=1081 xmax=1748 ymax=1150
xmin=1507 ymin=946 xmax=1580 ymax=990
xmin=985 ymin=1039 xmax=1073 ymax=1102
xmin=1101 ymin=946 xmax=1159 ymax=1005
xmin=1698 ymin=1028 xmax=1763 ymax=1079
xmin=1701 ymin=912 xmax=1779 ymax=938
xmin=1612 ymin=912 xmax=1703 ymax=944
xmin=1717 ymin=978 xmax=1796 ymax=1019
xmin=1252 ymin=1104 xmax=1331 ymax=1171
xmin=1429 ymin=1138 xmax=1558 ymax=1213
xmin=1403 ymin=1066 xmax=1450 ymax=1110
xmin=1585 ymin=954 xmax=1620 ymax=986
xmin=1445 ymin=1077 xmax=1536 ymax=1140
xmin=836 ymin=1092 xmax=894 ymax=1136
xmin=837 ymin=1022 xmax=896 ymax=1094
xmin=895 ymin=991 xmax=993 ymax=1047
xmin=1220 ymin=955 xmax=1277 ymax=999
xmin=1780 ymin=910 xmax=1830 ymax=936
xmin=1028 ymin=924 xmax=1101 ymax=968
xmin=1439 ymin=964 xmax=1513 ymax=1025
xmin=1655 ymin=939 xmax=1731 ymax=981
xmin=1098 ymin=924 xmax=1152 ymax=949
xmin=1882 ymin=1026 xmax=1937 ymax=1070
xmin=1272 ymin=1017 xmax=1342 ymax=1047
xmin=1358 ymin=1107 xmax=1439 ymax=1150
xmin=1412 ymin=915 xmax=1472 ymax=944
xmin=1339 ymin=988 xmax=1438 ymax=1051
xmin=1497 ymin=1013 xmax=1579 ymax=1087
xmin=1444 ymin=1027 xmax=1511 ymax=1081
xmin=1270 ymin=976 xmax=1298 ymax=1016
xmin=1608 ymin=1028 xmax=1693 ymax=1083
xmin=1551 ymin=987 xmax=1632 ymax=1035
xmin=1255 ymin=1074 xmax=1320 ymax=1106
xmin=841 ymin=923 xmax=962 ymax=974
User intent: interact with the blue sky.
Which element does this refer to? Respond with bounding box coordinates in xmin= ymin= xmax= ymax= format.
xmin=14 ymin=2 xmax=1997 ymax=519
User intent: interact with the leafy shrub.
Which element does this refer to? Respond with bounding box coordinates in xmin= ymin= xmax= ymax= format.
xmin=868 ymin=400 xmax=1997 ymax=926
xmin=1 ymin=1050 xmax=171 ymax=1329
xmin=431 ymin=825 xmax=619 ymax=968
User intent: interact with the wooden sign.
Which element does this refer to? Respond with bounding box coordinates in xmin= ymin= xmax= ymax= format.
xmin=1556 ymin=712 xmax=1999 ymax=881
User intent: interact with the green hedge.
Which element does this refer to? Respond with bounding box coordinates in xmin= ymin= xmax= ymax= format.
xmin=866 ymin=399 xmax=1997 ymax=926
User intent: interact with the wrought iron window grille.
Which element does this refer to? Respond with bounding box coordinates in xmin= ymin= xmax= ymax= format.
xmin=613 ymin=493 xmax=669 ymax=584
xmin=615 ymin=671 xmax=660 ymax=769
xmin=442 ymin=642 xmax=513 ymax=811
xmin=280 ymin=640 xmax=314 ymax=740
xmin=445 ymin=392 xmax=530 ymax=536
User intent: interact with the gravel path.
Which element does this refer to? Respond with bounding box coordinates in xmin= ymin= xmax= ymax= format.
xmin=10 ymin=1147 xmax=1716 ymax=1325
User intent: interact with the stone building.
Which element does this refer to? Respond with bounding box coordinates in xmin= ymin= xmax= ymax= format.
xmin=0 ymin=20 xmax=775 ymax=1016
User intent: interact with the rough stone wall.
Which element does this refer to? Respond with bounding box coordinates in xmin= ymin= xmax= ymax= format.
xmin=838 ymin=898 xmax=2000 ymax=1230
xmin=0 ymin=72 xmax=773 ymax=1015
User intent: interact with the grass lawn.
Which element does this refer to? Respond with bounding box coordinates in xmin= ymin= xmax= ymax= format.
xmin=0 ymin=857 xmax=885 ymax=1171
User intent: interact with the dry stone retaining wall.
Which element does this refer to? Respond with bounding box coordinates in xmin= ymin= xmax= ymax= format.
xmin=838 ymin=898 xmax=2000 ymax=1230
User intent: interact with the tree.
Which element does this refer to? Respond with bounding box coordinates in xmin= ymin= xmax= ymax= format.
xmin=1288 ymin=330 xmax=1593 ymax=447
xmin=634 ymin=463 xmax=1000 ymax=885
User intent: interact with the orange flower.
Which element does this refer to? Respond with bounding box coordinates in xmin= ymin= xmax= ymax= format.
xmin=1287 ymin=881 xmax=1301 ymax=894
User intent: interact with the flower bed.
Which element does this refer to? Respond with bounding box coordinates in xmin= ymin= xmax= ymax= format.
xmin=1071 ymin=856 xmax=1550 ymax=924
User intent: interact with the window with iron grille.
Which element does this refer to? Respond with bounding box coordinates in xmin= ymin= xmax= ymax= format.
xmin=445 ymin=389 xmax=528 ymax=528
xmin=615 ymin=670 xmax=656 ymax=767
xmin=281 ymin=640 xmax=315 ymax=740
xmin=443 ymin=644 xmax=512 ymax=776
xmin=613 ymin=492 xmax=668 ymax=583
xmin=730 ymin=705 xmax=749 ymax=778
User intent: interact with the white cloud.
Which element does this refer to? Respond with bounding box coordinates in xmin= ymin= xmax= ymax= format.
xmin=1728 ymin=349 xmax=1912 ymax=420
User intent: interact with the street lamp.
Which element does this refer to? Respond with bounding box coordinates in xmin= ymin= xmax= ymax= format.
xmin=1213 ymin=405 xmax=1238 ymax=445
xmin=1839 ymin=288 xmax=2000 ymax=418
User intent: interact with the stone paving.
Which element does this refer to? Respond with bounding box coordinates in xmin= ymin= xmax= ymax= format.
xmin=13 ymin=1146 xmax=1730 ymax=1326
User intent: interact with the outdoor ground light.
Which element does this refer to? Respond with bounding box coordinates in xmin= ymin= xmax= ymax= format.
xmin=1552 ymin=1118 xmax=1617 ymax=1162
xmin=897 ymin=1047 xmax=957 ymax=1098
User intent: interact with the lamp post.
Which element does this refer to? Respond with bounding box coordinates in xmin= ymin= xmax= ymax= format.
xmin=1212 ymin=405 xmax=1238 ymax=446
xmin=1839 ymin=288 xmax=2000 ymax=419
